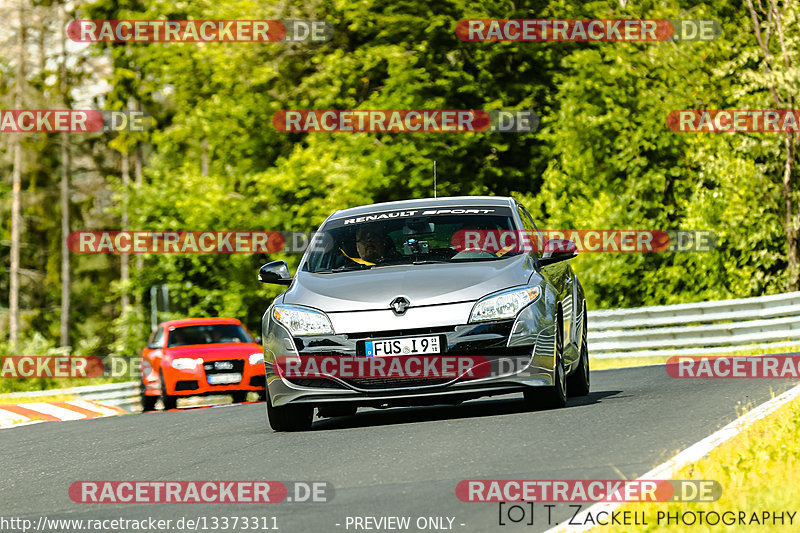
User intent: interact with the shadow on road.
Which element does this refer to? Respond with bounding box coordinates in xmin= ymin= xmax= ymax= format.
xmin=311 ymin=389 xmax=623 ymax=431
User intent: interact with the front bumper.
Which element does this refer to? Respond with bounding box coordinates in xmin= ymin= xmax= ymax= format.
xmin=263 ymin=302 xmax=558 ymax=407
xmin=158 ymin=360 xmax=266 ymax=396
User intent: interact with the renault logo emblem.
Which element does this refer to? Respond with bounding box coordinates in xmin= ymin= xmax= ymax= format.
xmin=390 ymin=297 xmax=410 ymax=315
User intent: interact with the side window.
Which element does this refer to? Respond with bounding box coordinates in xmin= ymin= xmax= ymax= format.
xmin=147 ymin=327 xmax=165 ymax=349
xmin=517 ymin=204 xmax=544 ymax=259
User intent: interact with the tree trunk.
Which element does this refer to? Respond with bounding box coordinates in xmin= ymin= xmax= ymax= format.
xmin=783 ymin=131 xmax=798 ymax=290
xmin=9 ymin=0 xmax=25 ymax=346
xmin=134 ymin=100 xmax=144 ymax=273
xmin=60 ymin=2 xmax=71 ymax=347
xmin=121 ymin=151 xmax=130 ymax=310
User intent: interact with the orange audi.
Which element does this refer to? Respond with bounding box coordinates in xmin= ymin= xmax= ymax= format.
xmin=139 ymin=318 xmax=266 ymax=411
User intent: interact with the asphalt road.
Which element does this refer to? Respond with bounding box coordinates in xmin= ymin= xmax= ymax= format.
xmin=1 ymin=365 xmax=796 ymax=533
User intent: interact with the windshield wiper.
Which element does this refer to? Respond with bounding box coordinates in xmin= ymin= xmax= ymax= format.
xmin=314 ymin=264 xmax=373 ymax=274
xmin=411 ymin=259 xmax=451 ymax=265
xmin=451 ymin=255 xmax=516 ymax=262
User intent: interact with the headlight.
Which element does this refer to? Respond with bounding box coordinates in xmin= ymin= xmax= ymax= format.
xmin=272 ymin=304 xmax=334 ymax=336
xmin=170 ymin=357 xmax=203 ymax=370
xmin=249 ymin=352 xmax=265 ymax=365
xmin=470 ymin=286 xmax=541 ymax=322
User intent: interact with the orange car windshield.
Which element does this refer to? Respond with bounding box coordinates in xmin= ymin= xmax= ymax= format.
xmin=167 ymin=324 xmax=252 ymax=347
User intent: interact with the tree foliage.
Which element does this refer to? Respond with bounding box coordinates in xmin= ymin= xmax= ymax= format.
xmin=1 ymin=0 xmax=798 ymax=360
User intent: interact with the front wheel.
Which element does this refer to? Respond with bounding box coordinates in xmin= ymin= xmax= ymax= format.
xmin=523 ymin=317 xmax=567 ymax=410
xmin=140 ymin=379 xmax=157 ymax=412
xmin=567 ymin=311 xmax=590 ymax=397
xmin=266 ymin=394 xmax=313 ymax=431
xmin=160 ymin=370 xmax=177 ymax=410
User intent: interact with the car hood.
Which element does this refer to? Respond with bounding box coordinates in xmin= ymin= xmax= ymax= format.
xmin=164 ymin=343 xmax=261 ymax=360
xmin=284 ymin=256 xmax=533 ymax=312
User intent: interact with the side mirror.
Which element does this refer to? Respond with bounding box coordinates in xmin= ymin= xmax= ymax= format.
xmin=255 ymin=336 xmax=263 ymax=345
xmin=258 ymin=261 xmax=292 ymax=285
xmin=539 ymin=239 xmax=578 ymax=266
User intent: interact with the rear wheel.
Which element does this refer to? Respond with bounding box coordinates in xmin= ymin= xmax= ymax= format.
xmin=160 ymin=370 xmax=177 ymax=410
xmin=266 ymin=394 xmax=313 ymax=431
xmin=523 ymin=316 xmax=567 ymax=410
xmin=567 ymin=310 xmax=590 ymax=397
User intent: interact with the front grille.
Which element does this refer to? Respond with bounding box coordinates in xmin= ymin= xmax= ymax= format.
xmin=343 ymin=377 xmax=452 ymax=389
xmin=286 ymin=378 xmax=346 ymax=389
xmin=203 ymin=359 xmax=245 ymax=374
xmin=345 ymin=325 xmax=458 ymax=340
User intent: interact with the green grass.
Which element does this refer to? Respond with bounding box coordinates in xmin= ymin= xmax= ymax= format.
xmin=591 ymin=391 xmax=800 ymax=532
xmin=0 ymin=393 xmax=78 ymax=404
xmin=591 ymin=343 xmax=800 ymax=371
xmin=0 ymin=375 xmax=127 ymax=394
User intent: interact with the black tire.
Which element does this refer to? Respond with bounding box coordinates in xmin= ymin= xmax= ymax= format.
xmin=567 ymin=310 xmax=590 ymax=397
xmin=231 ymin=391 xmax=248 ymax=403
xmin=160 ymin=370 xmax=177 ymax=410
xmin=266 ymin=394 xmax=313 ymax=431
xmin=317 ymin=405 xmax=358 ymax=418
xmin=523 ymin=316 xmax=567 ymax=410
xmin=140 ymin=379 xmax=157 ymax=412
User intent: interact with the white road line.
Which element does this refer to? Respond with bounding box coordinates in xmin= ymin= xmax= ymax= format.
xmin=545 ymin=383 xmax=800 ymax=533
xmin=18 ymin=402 xmax=89 ymax=421
xmin=592 ymin=363 xmax=665 ymax=371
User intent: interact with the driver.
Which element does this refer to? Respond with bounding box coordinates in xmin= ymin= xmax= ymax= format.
xmin=356 ymin=227 xmax=389 ymax=263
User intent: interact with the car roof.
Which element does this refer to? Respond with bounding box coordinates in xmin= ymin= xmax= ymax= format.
xmin=327 ymin=196 xmax=516 ymax=221
xmin=159 ymin=318 xmax=243 ymax=329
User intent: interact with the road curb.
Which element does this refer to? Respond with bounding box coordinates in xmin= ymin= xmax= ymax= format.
xmin=0 ymin=400 xmax=127 ymax=429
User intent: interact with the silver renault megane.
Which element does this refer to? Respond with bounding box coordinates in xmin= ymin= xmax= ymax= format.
xmin=259 ymin=196 xmax=589 ymax=431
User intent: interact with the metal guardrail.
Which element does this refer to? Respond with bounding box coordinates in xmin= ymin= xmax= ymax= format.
xmin=3 ymin=293 xmax=799 ymax=405
xmin=588 ymin=291 xmax=800 ymax=359
xmin=0 ymin=381 xmax=140 ymax=411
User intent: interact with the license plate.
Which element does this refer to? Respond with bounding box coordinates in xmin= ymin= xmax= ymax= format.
xmin=207 ymin=373 xmax=242 ymax=385
xmin=365 ymin=336 xmax=440 ymax=357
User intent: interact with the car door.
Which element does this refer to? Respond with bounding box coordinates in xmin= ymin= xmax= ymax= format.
xmin=516 ymin=204 xmax=579 ymax=364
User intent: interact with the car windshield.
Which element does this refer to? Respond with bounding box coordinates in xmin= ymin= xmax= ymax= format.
xmin=303 ymin=206 xmax=523 ymax=274
xmin=167 ymin=324 xmax=253 ymax=347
